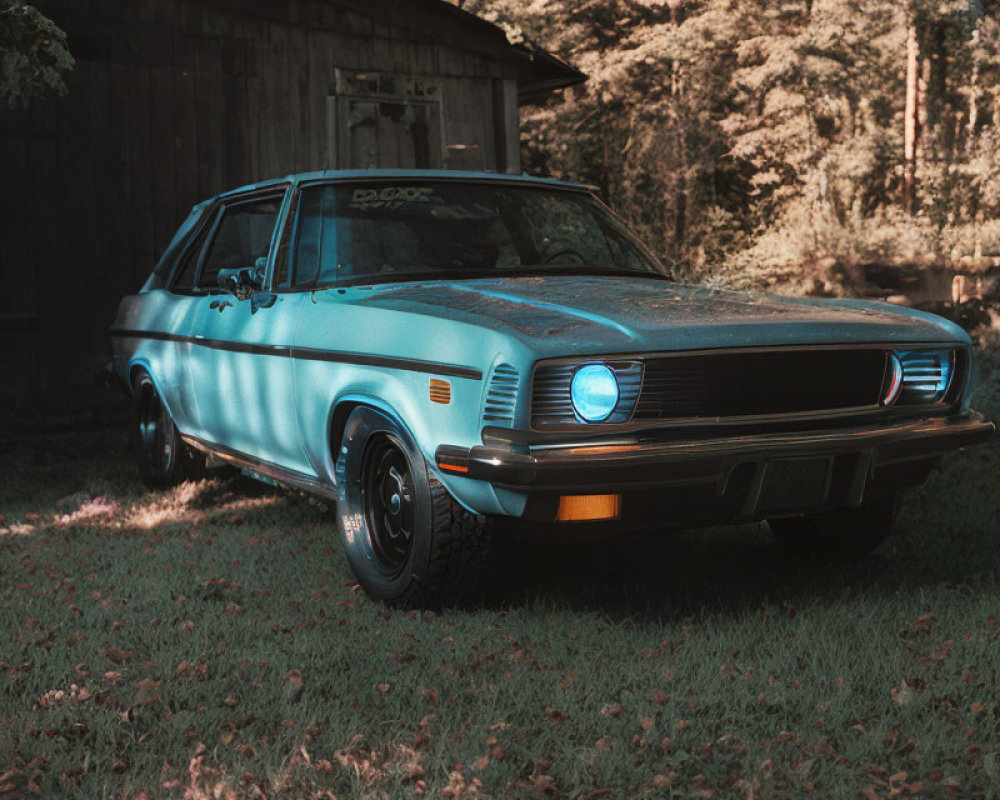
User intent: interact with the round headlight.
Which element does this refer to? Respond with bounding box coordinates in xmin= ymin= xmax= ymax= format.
xmin=571 ymin=364 xmax=620 ymax=422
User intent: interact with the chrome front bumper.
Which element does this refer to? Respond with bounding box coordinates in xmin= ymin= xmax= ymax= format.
xmin=436 ymin=413 xmax=994 ymax=523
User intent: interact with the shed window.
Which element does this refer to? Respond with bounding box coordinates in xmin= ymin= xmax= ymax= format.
xmin=327 ymin=72 xmax=443 ymax=170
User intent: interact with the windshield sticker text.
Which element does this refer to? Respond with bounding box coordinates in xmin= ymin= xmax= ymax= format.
xmin=351 ymin=186 xmax=435 ymax=210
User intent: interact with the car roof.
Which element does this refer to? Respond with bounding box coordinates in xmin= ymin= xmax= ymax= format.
xmin=193 ymin=170 xmax=590 ymax=210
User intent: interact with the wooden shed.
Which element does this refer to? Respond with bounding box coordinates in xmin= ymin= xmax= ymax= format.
xmin=0 ymin=0 xmax=583 ymax=425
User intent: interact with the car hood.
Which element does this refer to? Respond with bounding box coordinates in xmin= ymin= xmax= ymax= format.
xmin=347 ymin=275 xmax=967 ymax=355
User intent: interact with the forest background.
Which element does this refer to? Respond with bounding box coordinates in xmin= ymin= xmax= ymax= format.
xmin=466 ymin=0 xmax=1000 ymax=310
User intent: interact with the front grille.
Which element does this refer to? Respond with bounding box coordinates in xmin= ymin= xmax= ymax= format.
xmin=531 ymin=348 xmax=889 ymax=428
xmin=636 ymin=349 xmax=887 ymax=420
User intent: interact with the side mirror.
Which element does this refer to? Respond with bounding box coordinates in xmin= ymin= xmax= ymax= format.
xmin=217 ymin=267 xmax=262 ymax=301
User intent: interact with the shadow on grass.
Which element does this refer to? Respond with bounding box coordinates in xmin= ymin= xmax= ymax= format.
xmin=3 ymin=423 xmax=997 ymax=623
xmin=486 ymin=455 xmax=998 ymax=619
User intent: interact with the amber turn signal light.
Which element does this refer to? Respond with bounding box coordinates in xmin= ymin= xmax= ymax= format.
xmin=429 ymin=378 xmax=451 ymax=404
xmin=555 ymin=494 xmax=621 ymax=522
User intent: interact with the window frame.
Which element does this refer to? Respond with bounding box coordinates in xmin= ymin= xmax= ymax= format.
xmin=165 ymin=203 xmax=220 ymax=295
xmin=166 ymin=186 xmax=291 ymax=296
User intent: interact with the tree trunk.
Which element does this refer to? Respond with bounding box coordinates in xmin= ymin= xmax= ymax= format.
xmin=903 ymin=21 xmax=920 ymax=214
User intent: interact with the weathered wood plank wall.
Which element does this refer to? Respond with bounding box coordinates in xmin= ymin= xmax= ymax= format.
xmin=0 ymin=0 xmax=522 ymax=423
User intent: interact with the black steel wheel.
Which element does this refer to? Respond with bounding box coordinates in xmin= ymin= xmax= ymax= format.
xmin=768 ymin=492 xmax=902 ymax=558
xmin=335 ymin=406 xmax=494 ymax=607
xmin=131 ymin=371 xmax=201 ymax=489
xmin=361 ymin=435 xmax=416 ymax=575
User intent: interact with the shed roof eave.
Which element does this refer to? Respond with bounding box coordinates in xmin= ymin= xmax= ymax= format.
xmin=512 ymin=41 xmax=588 ymax=106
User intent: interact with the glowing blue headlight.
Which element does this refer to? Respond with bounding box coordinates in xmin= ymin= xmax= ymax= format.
xmin=571 ymin=364 xmax=620 ymax=422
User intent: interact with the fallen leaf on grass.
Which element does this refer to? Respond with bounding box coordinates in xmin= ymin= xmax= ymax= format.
xmin=420 ymin=688 xmax=439 ymax=706
xmin=922 ymin=639 xmax=953 ymax=664
xmin=284 ymin=669 xmax=304 ymax=702
xmin=528 ymin=769 xmax=557 ymax=798
xmin=600 ymin=703 xmax=622 ymax=717
xmin=390 ymin=652 xmax=415 ymax=663
xmin=100 ymin=645 xmax=130 ymax=664
xmin=133 ymin=679 xmax=162 ymax=707
xmin=892 ymin=679 xmax=926 ymax=706
xmin=544 ymin=707 xmax=566 ymax=724
xmin=913 ymin=614 xmax=936 ymax=631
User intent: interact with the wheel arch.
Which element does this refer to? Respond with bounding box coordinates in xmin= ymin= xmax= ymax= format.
xmin=324 ymin=393 xmax=514 ymax=519
xmin=126 ymin=359 xmax=185 ymax=433
xmin=127 ymin=358 xmax=156 ymax=394
xmin=327 ymin=394 xmax=422 ymax=473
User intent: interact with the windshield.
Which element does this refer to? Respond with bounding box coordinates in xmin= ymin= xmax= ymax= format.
xmin=275 ymin=181 xmax=666 ymax=288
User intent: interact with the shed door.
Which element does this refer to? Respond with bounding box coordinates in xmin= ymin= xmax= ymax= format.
xmin=326 ymin=72 xmax=443 ymax=170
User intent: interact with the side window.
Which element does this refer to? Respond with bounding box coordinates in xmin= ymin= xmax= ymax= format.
xmin=170 ymin=210 xmax=217 ymax=292
xmin=198 ymin=196 xmax=282 ymax=291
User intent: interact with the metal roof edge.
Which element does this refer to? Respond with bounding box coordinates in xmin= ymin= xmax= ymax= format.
xmin=205 ymin=169 xmax=589 ymax=204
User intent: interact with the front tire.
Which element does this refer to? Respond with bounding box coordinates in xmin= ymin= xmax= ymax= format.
xmin=335 ymin=406 xmax=493 ymax=607
xmin=131 ymin=371 xmax=202 ymax=489
xmin=768 ymin=492 xmax=902 ymax=558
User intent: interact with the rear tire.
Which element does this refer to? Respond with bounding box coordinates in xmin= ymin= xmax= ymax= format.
xmin=335 ymin=406 xmax=493 ymax=608
xmin=131 ymin=371 xmax=202 ymax=489
xmin=768 ymin=492 xmax=902 ymax=558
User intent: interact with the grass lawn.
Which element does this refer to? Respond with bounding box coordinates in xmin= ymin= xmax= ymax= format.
xmin=1 ymin=344 xmax=998 ymax=800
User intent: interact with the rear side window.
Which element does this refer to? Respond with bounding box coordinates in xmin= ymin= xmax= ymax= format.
xmin=171 ymin=212 xmax=216 ymax=292
xmin=198 ymin=196 xmax=282 ymax=291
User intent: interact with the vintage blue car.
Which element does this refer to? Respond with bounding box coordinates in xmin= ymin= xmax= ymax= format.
xmin=110 ymin=170 xmax=994 ymax=606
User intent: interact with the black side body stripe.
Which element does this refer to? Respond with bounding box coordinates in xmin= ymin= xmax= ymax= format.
xmin=110 ymin=328 xmax=483 ymax=380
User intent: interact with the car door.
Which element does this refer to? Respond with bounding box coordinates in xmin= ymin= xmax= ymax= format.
xmin=131 ymin=205 xmax=218 ymax=436
xmin=185 ymin=189 xmax=310 ymax=473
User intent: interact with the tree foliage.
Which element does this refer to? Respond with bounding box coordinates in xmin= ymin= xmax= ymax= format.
xmin=468 ymin=0 xmax=1000 ymax=287
xmin=0 ymin=1 xmax=73 ymax=108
